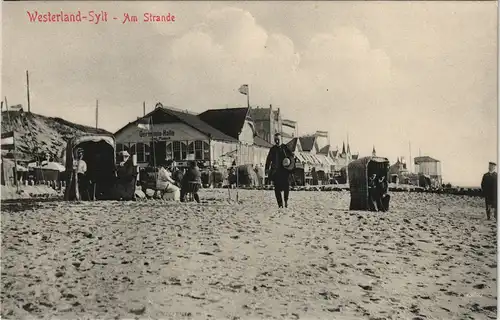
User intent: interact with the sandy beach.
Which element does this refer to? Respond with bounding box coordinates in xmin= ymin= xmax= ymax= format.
xmin=1 ymin=189 xmax=497 ymax=320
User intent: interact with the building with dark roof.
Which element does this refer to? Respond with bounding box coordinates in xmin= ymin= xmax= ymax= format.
xmin=198 ymin=107 xmax=272 ymax=166
xmin=114 ymin=103 xmax=272 ymax=168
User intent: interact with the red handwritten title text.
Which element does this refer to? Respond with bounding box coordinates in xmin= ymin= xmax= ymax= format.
xmin=26 ymin=11 xmax=176 ymax=24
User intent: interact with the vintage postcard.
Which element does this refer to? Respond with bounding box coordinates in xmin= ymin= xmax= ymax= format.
xmin=1 ymin=1 xmax=498 ymax=319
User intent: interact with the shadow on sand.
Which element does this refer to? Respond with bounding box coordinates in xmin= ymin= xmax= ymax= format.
xmin=1 ymin=197 xmax=63 ymax=213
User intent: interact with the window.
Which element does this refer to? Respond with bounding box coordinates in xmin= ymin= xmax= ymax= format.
xmin=173 ymin=141 xmax=181 ymax=161
xmin=130 ymin=143 xmax=150 ymax=163
xmin=172 ymin=141 xmax=188 ymax=161
xmin=116 ymin=143 xmax=130 ymax=160
xmin=203 ymin=141 xmax=210 ymax=161
xmin=195 ymin=140 xmax=203 ymax=160
xmin=188 ymin=142 xmax=195 ymax=159
xmin=165 ymin=142 xmax=173 ymax=160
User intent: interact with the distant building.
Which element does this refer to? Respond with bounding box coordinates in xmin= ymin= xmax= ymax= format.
xmin=114 ymin=103 xmax=272 ymax=169
xmin=414 ymin=155 xmax=442 ymax=186
xmin=389 ymin=157 xmax=409 ymax=184
xmin=329 ymin=141 xmax=358 ymax=172
xmin=286 ymin=135 xmax=334 ymax=185
xmin=286 ymin=133 xmax=358 ymax=185
xmin=198 ymin=107 xmax=272 ymax=166
xmin=249 ymin=105 xmax=283 ymax=144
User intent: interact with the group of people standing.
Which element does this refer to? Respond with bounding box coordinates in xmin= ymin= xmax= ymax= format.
xmin=72 ymin=148 xmax=137 ymax=201
xmin=368 ymin=173 xmax=390 ymax=212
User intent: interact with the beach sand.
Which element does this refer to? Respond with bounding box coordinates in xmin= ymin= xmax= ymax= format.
xmin=1 ymin=189 xmax=497 ymax=320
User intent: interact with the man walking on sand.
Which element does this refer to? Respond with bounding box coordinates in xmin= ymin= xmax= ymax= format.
xmin=265 ymin=132 xmax=294 ymax=208
xmin=481 ymin=161 xmax=497 ymax=220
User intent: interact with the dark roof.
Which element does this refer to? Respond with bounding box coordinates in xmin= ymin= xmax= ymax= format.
xmin=254 ymin=135 xmax=272 ymax=148
xmin=198 ymin=107 xmax=249 ymax=140
xmin=319 ymin=145 xmax=330 ymax=154
xmin=286 ymin=137 xmax=298 ymax=151
xmin=114 ymin=105 xmax=238 ymax=142
xmin=299 ymin=136 xmax=316 ymax=152
xmin=414 ymin=156 xmax=440 ymax=163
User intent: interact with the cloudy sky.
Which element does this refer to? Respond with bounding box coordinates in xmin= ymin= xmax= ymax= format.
xmin=2 ymin=1 xmax=497 ymax=186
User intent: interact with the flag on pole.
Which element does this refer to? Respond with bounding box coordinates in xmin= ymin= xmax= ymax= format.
xmin=1 ymin=131 xmax=15 ymax=150
xmin=238 ymin=84 xmax=249 ymax=95
xmin=137 ymin=117 xmax=152 ymax=131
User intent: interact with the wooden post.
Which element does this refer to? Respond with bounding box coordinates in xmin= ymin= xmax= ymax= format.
xmin=26 ymin=70 xmax=31 ymax=113
xmin=143 ymin=101 xmax=146 ymax=116
xmin=4 ymin=97 xmax=11 ymax=125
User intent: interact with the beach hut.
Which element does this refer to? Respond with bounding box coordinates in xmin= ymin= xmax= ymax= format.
xmin=64 ymin=134 xmax=117 ymax=201
xmin=348 ymin=156 xmax=390 ymax=211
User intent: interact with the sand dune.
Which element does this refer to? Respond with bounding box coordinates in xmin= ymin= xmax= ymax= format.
xmin=1 ymin=190 xmax=497 ymax=320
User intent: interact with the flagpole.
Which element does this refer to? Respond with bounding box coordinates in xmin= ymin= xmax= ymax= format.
xmin=4 ymin=97 xmax=11 ymax=126
xmin=26 ymin=70 xmax=31 ymax=113
xmin=247 ymin=86 xmax=250 ymax=109
xmin=409 ymin=141 xmax=412 ymax=173
xmin=150 ymin=116 xmax=156 ymax=168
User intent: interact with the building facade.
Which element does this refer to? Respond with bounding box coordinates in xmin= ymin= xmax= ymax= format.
xmin=198 ymin=107 xmax=272 ymax=167
xmin=114 ymin=104 xmax=272 ymax=169
xmin=389 ymin=157 xmax=409 ymax=184
xmin=414 ymin=156 xmax=442 ymax=186
xmin=249 ymin=105 xmax=283 ymax=144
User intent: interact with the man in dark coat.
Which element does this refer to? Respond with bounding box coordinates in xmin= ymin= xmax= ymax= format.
xmin=376 ymin=175 xmax=389 ymax=212
xmin=115 ymin=151 xmax=137 ymax=201
xmin=481 ymin=162 xmax=497 ymax=220
xmin=265 ymin=132 xmax=294 ymax=208
xmin=368 ymin=173 xmax=379 ymax=211
xmin=180 ymin=161 xmax=202 ymax=203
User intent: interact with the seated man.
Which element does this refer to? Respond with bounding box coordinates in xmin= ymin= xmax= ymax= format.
xmin=157 ymin=162 xmax=180 ymax=198
xmin=180 ymin=161 xmax=202 ymax=203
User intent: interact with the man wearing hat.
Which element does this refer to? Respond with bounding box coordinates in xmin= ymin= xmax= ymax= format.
xmin=481 ymin=162 xmax=497 ymax=220
xmin=265 ymin=132 xmax=295 ymax=208
xmin=75 ymin=148 xmax=89 ymax=200
xmin=115 ymin=150 xmax=137 ymax=201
